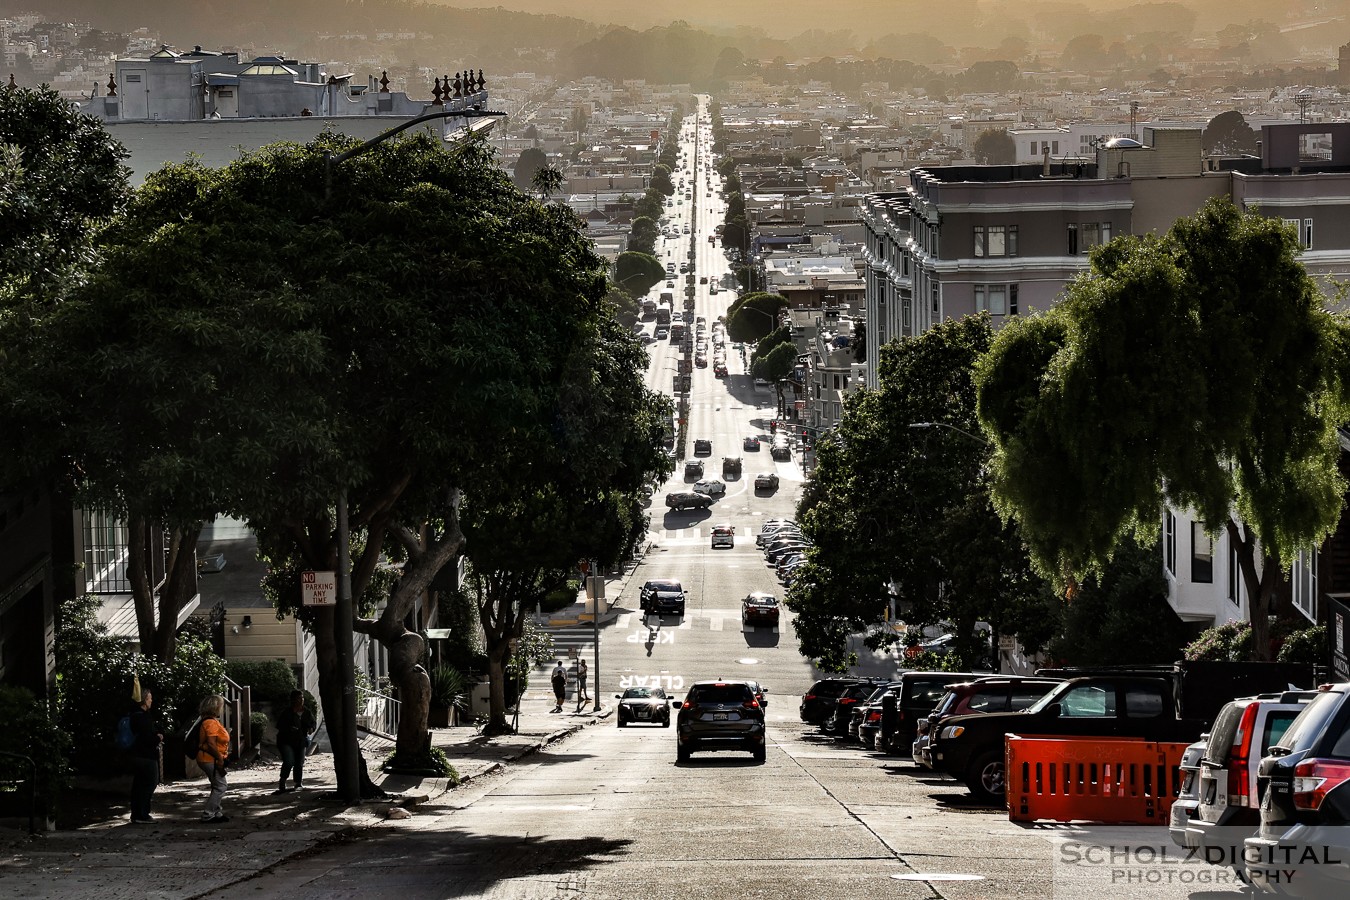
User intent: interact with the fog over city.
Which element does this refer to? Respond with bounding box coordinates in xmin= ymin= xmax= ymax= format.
xmin=2 ymin=0 xmax=1346 ymax=77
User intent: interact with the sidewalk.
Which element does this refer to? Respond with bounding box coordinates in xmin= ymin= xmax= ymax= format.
xmin=542 ymin=544 xmax=649 ymax=627
xmin=0 ymin=691 xmax=610 ymax=900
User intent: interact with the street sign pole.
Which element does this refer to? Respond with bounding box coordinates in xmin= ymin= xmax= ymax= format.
xmin=335 ymin=491 xmax=360 ymax=803
xmin=592 ymin=560 xmax=601 ymax=712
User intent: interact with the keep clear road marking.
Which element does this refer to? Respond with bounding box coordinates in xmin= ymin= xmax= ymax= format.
xmin=709 ymin=616 xmax=722 ymax=631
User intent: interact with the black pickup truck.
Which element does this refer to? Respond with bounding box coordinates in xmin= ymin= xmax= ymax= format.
xmin=929 ymin=661 xmax=1313 ymax=804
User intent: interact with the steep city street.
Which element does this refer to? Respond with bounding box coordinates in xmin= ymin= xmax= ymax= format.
xmin=220 ymin=101 xmax=1262 ymax=900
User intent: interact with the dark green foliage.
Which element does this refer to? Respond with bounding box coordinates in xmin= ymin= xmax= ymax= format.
xmin=55 ymin=594 xmax=225 ymax=773
xmin=977 ymin=198 xmax=1348 ymax=659
xmin=727 ymin=293 xmax=787 ymax=342
xmin=1040 ymin=540 xmax=1189 ymax=666
xmin=428 ymin=667 xmax=470 ymax=712
xmin=1277 ymin=626 xmax=1327 ymax=666
xmin=435 ymin=587 xmax=482 ymax=673
xmin=614 ymin=251 xmax=664 ymax=297
xmin=973 ymin=128 xmax=1017 ymax=165
xmin=751 ymin=342 xmax=796 ymax=382
xmin=1202 ymin=110 xmax=1258 ymax=155
xmin=0 ymin=685 xmax=70 ymax=818
xmin=787 ymin=314 xmax=1051 ymax=671
xmin=513 ymin=146 xmax=548 ymax=187
xmin=224 ymin=659 xmax=298 ymax=707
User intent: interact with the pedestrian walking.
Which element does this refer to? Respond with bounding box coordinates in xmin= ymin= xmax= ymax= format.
xmin=551 ymin=661 xmax=566 ymax=713
xmin=194 ymin=694 xmax=231 ymax=823
xmin=127 ymin=681 xmax=162 ymax=824
xmin=273 ymin=690 xmax=316 ymax=794
xmin=576 ymin=657 xmax=590 ymax=706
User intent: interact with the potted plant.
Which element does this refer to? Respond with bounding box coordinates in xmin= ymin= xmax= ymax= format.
xmin=428 ymin=667 xmax=469 ymax=728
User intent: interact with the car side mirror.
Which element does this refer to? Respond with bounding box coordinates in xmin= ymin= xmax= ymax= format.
xmin=1046 ymin=702 xmax=1062 ymax=718
xmin=614 ymin=694 xmax=622 ymax=699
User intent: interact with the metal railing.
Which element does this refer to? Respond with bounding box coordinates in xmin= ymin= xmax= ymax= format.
xmin=356 ymin=685 xmax=401 ymax=742
xmin=222 ymin=675 xmax=252 ymax=756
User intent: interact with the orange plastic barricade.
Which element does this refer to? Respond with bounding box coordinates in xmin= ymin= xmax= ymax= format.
xmin=1005 ymin=735 xmax=1188 ymax=825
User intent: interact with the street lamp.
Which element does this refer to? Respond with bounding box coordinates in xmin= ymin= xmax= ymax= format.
xmin=907 ymin=421 xmax=989 ymax=446
xmin=323 ymin=92 xmax=506 ymax=804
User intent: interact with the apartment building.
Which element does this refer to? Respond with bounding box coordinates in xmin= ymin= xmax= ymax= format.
xmin=861 ymin=121 xmax=1350 ymax=630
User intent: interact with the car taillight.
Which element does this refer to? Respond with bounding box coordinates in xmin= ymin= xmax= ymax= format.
xmin=1293 ymin=759 xmax=1350 ymax=811
xmin=867 ymin=711 xmax=882 ymax=723
xmin=840 ymin=697 xmax=857 ymax=704
xmin=743 ymin=700 xmax=760 ymax=709
xmin=682 ymin=701 xmax=693 ymax=710
xmin=1227 ymin=703 xmax=1259 ymax=806
xmin=804 ymin=693 xmax=816 ymax=702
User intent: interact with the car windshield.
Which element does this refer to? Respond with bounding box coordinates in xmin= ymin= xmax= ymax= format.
xmin=692 ymin=684 xmax=752 ymax=704
xmin=1025 ymin=680 xmax=1075 ymax=715
xmin=623 ymin=688 xmax=665 ymax=699
xmin=747 ymin=596 xmax=777 ymax=606
xmin=1274 ymin=690 xmax=1343 ymax=751
xmin=647 ymin=581 xmax=680 ymax=592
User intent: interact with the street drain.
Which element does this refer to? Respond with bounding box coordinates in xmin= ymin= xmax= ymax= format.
xmin=890 ymin=874 xmax=985 ymax=882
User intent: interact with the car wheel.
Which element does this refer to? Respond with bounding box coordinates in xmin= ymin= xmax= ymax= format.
xmin=617 ymin=719 xmax=627 ymax=728
xmin=677 ymin=745 xmax=691 ymax=763
xmin=753 ymin=745 xmax=766 ymax=763
xmin=967 ymin=751 xmax=1006 ymax=805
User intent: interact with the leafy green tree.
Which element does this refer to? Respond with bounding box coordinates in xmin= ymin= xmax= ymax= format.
xmin=461 ymin=311 xmax=672 ymax=732
xmin=1040 ymin=539 xmax=1189 ymax=666
xmin=629 ymin=215 xmax=659 ymax=256
xmin=973 ymin=128 xmax=1017 ymax=164
xmin=27 ymin=130 xmax=650 ymax=794
xmin=976 ymin=199 xmax=1350 ymax=660
xmin=1203 ymin=110 xmax=1258 ymax=155
xmin=787 ymin=314 xmax=1050 ymax=671
xmin=727 ymin=292 xmax=787 ymax=342
xmin=651 ymin=163 xmax=674 ymax=196
xmin=530 ymin=164 xmax=564 ymax=200
xmin=614 ymin=251 xmax=664 ymax=297
xmin=751 ymin=342 xmax=796 ymax=382
xmin=633 ymin=188 xmax=665 ymax=223
xmin=513 ymin=146 xmax=549 ymax=187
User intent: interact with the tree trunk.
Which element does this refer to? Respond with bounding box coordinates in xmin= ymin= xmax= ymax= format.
xmin=127 ymin=518 xmax=201 ymax=663
xmin=484 ymin=635 xmax=512 ymax=735
xmin=1228 ymin=518 xmax=1282 ymax=662
xmin=312 ymin=605 xmax=382 ymax=800
xmin=388 ymin=629 xmax=431 ymax=758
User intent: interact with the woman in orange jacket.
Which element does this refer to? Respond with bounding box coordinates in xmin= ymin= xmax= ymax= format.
xmin=194 ymin=694 xmax=231 ymax=823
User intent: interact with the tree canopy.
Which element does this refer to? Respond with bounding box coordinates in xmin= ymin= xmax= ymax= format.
xmin=11 ymin=128 xmax=668 ymax=789
xmin=788 ymin=314 xmax=1049 ymax=670
xmin=727 ymin=292 xmax=787 ymax=342
xmin=1202 ymin=110 xmax=1258 ymax=156
xmin=614 ymin=251 xmax=664 ymax=298
xmin=976 ymin=198 xmax=1350 ymax=659
xmin=973 ymin=128 xmax=1016 ymax=165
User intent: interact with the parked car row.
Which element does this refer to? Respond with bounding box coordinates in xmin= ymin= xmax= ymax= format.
xmin=1168 ymin=683 xmax=1350 ymax=898
xmin=756 ymin=519 xmax=810 ymax=584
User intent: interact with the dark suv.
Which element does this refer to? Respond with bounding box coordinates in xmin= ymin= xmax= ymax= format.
xmin=639 ymin=580 xmax=687 ymax=616
xmin=1245 ymin=683 xmax=1350 ymax=898
xmin=677 ymin=680 xmax=767 ymax=762
xmin=878 ymin=671 xmax=981 ymax=755
xmin=800 ymin=677 xmax=868 ymax=725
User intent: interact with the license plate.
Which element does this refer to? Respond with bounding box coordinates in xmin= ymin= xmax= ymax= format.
xmin=713 ymin=712 xmax=728 ymax=720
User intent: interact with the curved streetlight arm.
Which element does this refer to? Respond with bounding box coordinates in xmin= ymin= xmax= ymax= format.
xmin=324 ymin=106 xmax=507 ymax=200
xmin=908 ymin=421 xmax=989 ymax=447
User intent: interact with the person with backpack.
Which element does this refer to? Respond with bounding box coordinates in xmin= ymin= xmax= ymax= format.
xmin=194 ymin=694 xmax=232 ymax=823
xmin=127 ymin=682 xmax=162 ymax=824
xmin=273 ymin=690 xmax=316 ymax=794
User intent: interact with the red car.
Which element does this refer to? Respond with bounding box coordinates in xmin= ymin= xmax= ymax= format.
xmin=741 ymin=592 xmax=780 ymax=627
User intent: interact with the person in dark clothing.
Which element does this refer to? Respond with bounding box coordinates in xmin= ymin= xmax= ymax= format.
xmin=128 ymin=687 xmax=162 ymax=824
xmin=274 ymin=690 xmax=316 ymax=793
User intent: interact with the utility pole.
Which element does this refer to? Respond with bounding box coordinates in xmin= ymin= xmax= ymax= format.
xmin=592 ymin=558 xmax=601 ymax=712
xmin=334 ymin=491 xmax=359 ymax=803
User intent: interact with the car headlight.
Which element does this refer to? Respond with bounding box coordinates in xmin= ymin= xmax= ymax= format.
xmin=939 ymin=725 xmax=964 ymax=740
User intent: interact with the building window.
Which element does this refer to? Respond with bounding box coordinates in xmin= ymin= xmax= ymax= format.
xmin=1069 ymin=223 xmax=1111 ymax=255
xmin=975 ymin=283 xmax=1019 ymax=316
xmin=1052 ymin=140 xmax=1060 ymax=154
xmin=931 ymin=282 xmax=939 ymax=315
xmin=974 ymin=225 xmax=1018 ymax=258
xmin=84 ymin=509 xmax=131 ymax=594
xmin=1191 ymin=523 xmax=1213 ymax=583
xmin=1284 ymin=218 xmax=1313 ymax=249
xmin=901 ymin=293 xmax=911 ymax=335
xmin=1291 ymin=550 xmax=1318 ymax=623
xmin=1164 ymin=511 xmax=1176 ymax=575
xmin=1228 ymin=543 xmax=1240 ymax=605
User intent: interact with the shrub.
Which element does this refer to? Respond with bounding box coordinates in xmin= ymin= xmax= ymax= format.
xmin=1185 ymin=620 xmax=1253 ymax=662
xmin=55 ymin=594 xmax=225 ymax=773
xmin=541 ymin=580 xmax=579 ymax=613
xmin=224 ymin=659 xmax=297 ymax=707
xmin=0 ymin=685 xmax=71 ymax=820
xmin=248 ymin=711 xmax=271 ymax=745
xmin=429 ymin=667 xmax=470 ymax=713
xmin=1277 ymin=626 xmax=1327 ymax=666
